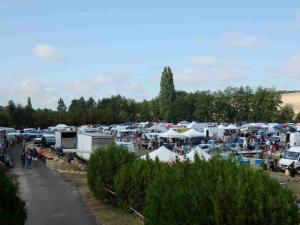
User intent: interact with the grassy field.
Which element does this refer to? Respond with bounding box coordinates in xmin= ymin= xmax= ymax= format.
xmin=268 ymin=171 xmax=300 ymax=199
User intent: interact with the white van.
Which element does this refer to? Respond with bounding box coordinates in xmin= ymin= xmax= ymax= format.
xmin=279 ymin=146 xmax=300 ymax=173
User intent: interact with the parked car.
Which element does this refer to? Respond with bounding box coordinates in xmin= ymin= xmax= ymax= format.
xmin=279 ymin=146 xmax=300 ymax=173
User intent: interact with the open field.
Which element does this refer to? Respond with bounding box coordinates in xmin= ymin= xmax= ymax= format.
xmin=281 ymin=92 xmax=300 ymax=114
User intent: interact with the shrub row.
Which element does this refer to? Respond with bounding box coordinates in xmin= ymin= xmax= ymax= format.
xmin=87 ymin=146 xmax=299 ymax=225
xmin=0 ymin=166 xmax=26 ymax=225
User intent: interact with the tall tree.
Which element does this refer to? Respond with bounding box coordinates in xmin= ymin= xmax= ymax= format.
xmin=26 ymin=97 xmax=33 ymax=110
xmin=159 ymin=66 xmax=176 ymax=121
xmin=57 ymin=98 xmax=67 ymax=112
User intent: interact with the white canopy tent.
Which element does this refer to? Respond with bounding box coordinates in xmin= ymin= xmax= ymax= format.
xmin=187 ymin=121 xmax=208 ymax=131
xmin=147 ymin=124 xmax=168 ymax=133
xmin=159 ymin=129 xmax=184 ymax=139
xmin=218 ymin=124 xmax=227 ymax=129
xmin=182 ymin=129 xmax=205 ymax=138
xmin=184 ymin=147 xmax=212 ymax=162
xmin=224 ymin=124 xmax=239 ymax=130
xmin=140 ymin=146 xmax=181 ymax=162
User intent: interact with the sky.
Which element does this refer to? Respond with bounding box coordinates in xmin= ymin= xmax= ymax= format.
xmin=1 ymin=0 xmax=300 ymax=109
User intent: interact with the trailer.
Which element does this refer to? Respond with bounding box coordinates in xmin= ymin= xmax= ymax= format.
xmin=76 ymin=133 xmax=114 ymax=160
xmin=55 ymin=130 xmax=77 ymax=150
xmin=289 ymin=132 xmax=300 ymax=147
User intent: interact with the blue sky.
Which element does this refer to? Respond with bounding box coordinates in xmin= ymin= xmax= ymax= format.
xmin=1 ymin=0 xmax=300 ymax=108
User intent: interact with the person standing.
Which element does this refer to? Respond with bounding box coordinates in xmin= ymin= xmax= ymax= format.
xmin=26 ymin=149 xmax=32 ymax=170
xmin=32 ymin=148 xmax=38 ymax=166
xmin=20 ymin=150 xmax=26 ymax=167
xmin=288 ymin=161 xmax=297 ymax=178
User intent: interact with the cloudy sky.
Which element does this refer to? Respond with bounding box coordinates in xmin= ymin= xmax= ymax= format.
xmin=1 ymin=0 xmax=300 ymax=109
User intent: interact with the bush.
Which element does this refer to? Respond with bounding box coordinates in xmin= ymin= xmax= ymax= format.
xmin=0 ymin=167 xmax=26 ymax=225
xmin=144 ymin=156 xmax=299 ymax=225
xmin=86 ymin=144 xmax=136 ymax=202
xmin=114 ymin=159 xmax=164 ymax=213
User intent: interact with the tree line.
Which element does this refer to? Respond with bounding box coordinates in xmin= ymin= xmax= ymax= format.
xmin=0 ymin=67 xmax=299 ymax=128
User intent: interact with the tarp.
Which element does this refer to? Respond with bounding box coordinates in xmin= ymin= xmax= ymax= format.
xmin=184 ymin=147 xmax=212 ymax=162
xmin=218 ymin=124 xmax=227 ymax=129
xmin=147 ymin=124 xmax=168 ymax=132
xmin=187 ymin=121 xmax=208 ymax=131
xmin=140 ymin=146 xmax=181 ymax=162
xmin=224 ymin=124 xmax=239 ymax=130
xmin=182 ymin=128 xmax=205 ymax=138
xmin=159 ymin=129 xmax=184 ymax=139
xmin=177 ymin=121 xmax=190 ymax=125
xmin=164 ymin=123 xmax=175 ymax=129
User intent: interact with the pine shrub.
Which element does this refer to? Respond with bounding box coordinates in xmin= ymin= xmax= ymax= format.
xmin=86 ymin=144 xmax=136 ymax=202
xmin=0 ymin=167 xmax=26 ymax=225
xmin=144 ymin=156 xmax=299 ymax=225
xmin=114 ymin=159 xmax=164 ymax=213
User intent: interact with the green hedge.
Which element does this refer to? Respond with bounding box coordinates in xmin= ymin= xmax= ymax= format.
xmin=114 ymin=159 xmax=164 ymax=213
xmin=87 ymin=149 xmax=299 ymax=225
xmin=0 ymin=167 xmax=26 ymax=225
xmin=144 ymin=156 xmax=299 ymax=225
xmin=86 ymin=144 xmax=136 ymax=201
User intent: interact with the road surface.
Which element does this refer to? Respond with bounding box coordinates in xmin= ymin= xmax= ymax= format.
xmin=12 ymin=146 xmax=99 ymax=225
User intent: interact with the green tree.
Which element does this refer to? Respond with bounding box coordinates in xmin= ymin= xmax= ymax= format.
xmin=159 ymin=66 xmax=176 ymax=121
xmin=194 ymin=91 xmax=214 ymax=122
xmin=295 ymin=112 xmax=300 ymax=123
xmin=26 ymin=97 xmax=32 ymax=110
xmin=57 ymin=98 xmax=67 ymax=112
xmin=114 ymin=159 xmax=164 ymax=213
xmin=86 ymin=145 xmax=136 ymax=202
xmin=252 ymin=87 xmax=282 ymax=122
xmin=277 ymin=104 xmax=295 ymax=123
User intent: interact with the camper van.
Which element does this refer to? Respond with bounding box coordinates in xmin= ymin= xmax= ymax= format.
xmin=279 ymin=146 xmax=300 ymax=173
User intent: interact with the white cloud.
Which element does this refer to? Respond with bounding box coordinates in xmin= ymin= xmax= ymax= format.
xmin=282 ymin=53 xmax=300 ymax=77
xmin=33 ymin=44 xmax=64 ymax=63
xmin=174 ymin=56 xmax=246 ymax=88
xmin=274 ymin=52 xmax=300 ymax=78
xmin=192 ymin=56 xmax=219 ymax=66
xmin=69 ymin=71 xmax=132 ymax=96
xmin=0 ymin=79 xmax=59 ymax=108
xmin=223 ymin=32 xmax=260 ymax=48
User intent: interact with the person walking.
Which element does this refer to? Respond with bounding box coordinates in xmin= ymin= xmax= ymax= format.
xmin=20 ymin=149 xmax=26 ymax=167
xmin=26 ymin=149 xmax=32 ymax=170
xmin=32 ymin=148 xmax=38 ymax=166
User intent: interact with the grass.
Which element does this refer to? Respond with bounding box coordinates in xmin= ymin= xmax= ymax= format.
xmin=268 ymin=171 xmax=300 ymax=199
